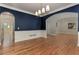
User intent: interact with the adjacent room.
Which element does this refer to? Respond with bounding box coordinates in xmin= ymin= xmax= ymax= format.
xmin=0 ymin=3 xmax=79 ymax=55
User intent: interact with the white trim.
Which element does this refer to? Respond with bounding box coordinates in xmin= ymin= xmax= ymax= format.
xmin=41 ymin=4 xmax=78 ymax=17
xmin=0 ymin=3 xmax=78 ymax=17
xmin=15 ymin=30 xmax=47 ymax=42
xmin=0 ymin=3 xmax=36 ymax=16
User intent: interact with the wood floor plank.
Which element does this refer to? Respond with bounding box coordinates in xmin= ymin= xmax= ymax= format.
xmin=0 ymin=34 xmax=79 ymax=55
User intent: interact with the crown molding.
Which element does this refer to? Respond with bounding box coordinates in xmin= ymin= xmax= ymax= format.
xmin=0 ymin=3 xmax=36 ymax=16
xmin=0 ymin=3 xmax=78 ymax=17
xmin=41 ymin=4 xmax=78 ymax=17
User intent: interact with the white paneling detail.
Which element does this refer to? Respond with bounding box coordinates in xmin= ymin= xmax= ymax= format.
xmin=57 ymin=18 xmax=78 ymax=34
xmin=15 ymin=30 xmax=47 ymax=42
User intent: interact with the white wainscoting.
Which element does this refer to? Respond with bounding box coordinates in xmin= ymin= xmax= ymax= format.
xmin=15 ymin=30 xmax=47 ymax=42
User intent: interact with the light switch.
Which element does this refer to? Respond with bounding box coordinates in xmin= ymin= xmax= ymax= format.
xmin=17 ymin=27 xmax=20 ymax=30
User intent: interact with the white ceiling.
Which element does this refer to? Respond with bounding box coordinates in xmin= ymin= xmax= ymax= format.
xmin=1 ymin=3 xmax=78 ymax=16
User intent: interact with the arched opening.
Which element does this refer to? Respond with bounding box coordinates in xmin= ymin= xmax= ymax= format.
xmin=46 ymin=12 xmax=78 ymax=35
xmin=46 ymin=12 xmax=78 ymax=46
xmin=0 ymin=12 xmax=15 ymax=48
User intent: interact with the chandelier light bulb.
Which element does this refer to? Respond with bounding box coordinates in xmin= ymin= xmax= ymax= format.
xmin=46 ymin=5 xmax=50 ymax=11
xmin=42 ymin=8 xmax=45 ymax=13
xmin=35 ymin=11 xmax=38 ymax=16
xmin=38 ymin=10 xmax=41 ymax=15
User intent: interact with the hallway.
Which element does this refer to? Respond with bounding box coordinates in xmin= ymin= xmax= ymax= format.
xmin=0 ymin=34 xmax=78 ymax=55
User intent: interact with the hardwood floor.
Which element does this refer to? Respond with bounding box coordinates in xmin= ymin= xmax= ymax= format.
xmin=0 ymin=34 xmax=79 ymax=55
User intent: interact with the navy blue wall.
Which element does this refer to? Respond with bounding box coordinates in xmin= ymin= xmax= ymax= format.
xmin=0 ymin=4 xmax=79 ymax=31
xmin=42 ymin=4 xmax=79 ymax=30
xmin=0 ymin=6 xmax=42 ymax=31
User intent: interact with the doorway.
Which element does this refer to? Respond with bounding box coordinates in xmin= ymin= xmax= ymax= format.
xmin=46 ymin=12 xmax=78 ymax=35
xmin=0 ymin=12 xmax=15 ymax=48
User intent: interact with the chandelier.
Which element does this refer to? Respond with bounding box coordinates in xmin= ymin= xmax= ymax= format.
xmin=35 ymin=5 xmax=50 ymax=16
